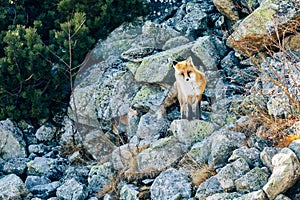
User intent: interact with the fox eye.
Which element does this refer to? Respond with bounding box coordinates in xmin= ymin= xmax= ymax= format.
xmin=180 ymin=72 xmax=184 ymax=76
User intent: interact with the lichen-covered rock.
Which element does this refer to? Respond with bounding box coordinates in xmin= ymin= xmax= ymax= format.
xmin=88 ymin=162 xmax=115 ymax=195
xmin=28 ymin=144 xmax=50 ymax=156
xmin=25 ymin=176 xmax=51 ymax=190
xmin=227 ymin=0 xmax=300 ymax=54
xmin=195 ymin=176 xmax=224 ymax=199
xmin=260 ymin=147 xmax=280 ymax=170
xmin=274 ymin=194 xmax=292 ymax=200
xmin=188 ymin=136 xmax=212 ymax=165
xmin=228 ymin=146 xmax=262 ymax=168
xmin=0 ymin=119 xmax=27 ymax=161
xmin=121 ymin=46 xmax=155 ymax=62
xmin=191 ymin=36 xmax=228 ymax=70
xmin=162 ymin=36 xmax=191 ymax=50
xmin=29 ymin=181 xmax=61 ymax=199
xmin=120 ymin=184 xmax=139 ymax=200
xmin=234 ymin=190 xmax=267 ymax=200
xmin=111 ymin=144 xmax=139 ymax=171
xmin=137 ymin=137 xmax=187 ymax=172
xmin=134 ymin=42 xmax=194 ymax=84
xmin=151 ymin=168 xmax=191 ymax=200
xmin=82 ymin=129 xmax=116 ymax=161
xmin=248 ymin=136 xmax=273 ymax=151
xmin=263 ymin=148 xmax=300 ymax=200
xmin=0 ymin=174 xmax=30 ymax=200
xmin=3 ymin=158 xmax=29 ymax=176
xmin=206 ymin=192 xmax=241 ymax=200
xmin=235 ymin=167 xmax=270 ymax=193
xmin=212 ymin=0 xmax=239 ymax=21
xmin=170 ymin=119 xmax=215 ymax=146
xmin=289 ymin=138 xmax=300 ymax=160
xmin=216 ymin=158 xmax=250 ymax=192
xmin=35 ymin=124 xmax=56 ymax=141
xmin=56 ymin=178 xmax=88 ymax=200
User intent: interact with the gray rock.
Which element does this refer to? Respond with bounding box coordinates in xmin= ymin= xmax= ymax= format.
xmin=135 ymin=112 xmax=169 ymax=145
xmin=234 ymin=190 xmax=267 ymax=200
xmin=88 ymin=162 xmax=115 ymax=195
xmin=135 ymin=42 xmax=194 ymax=84
xmin=274 ymin=194 xmax=292 ymax=200
xmin=56 ymin=178 xmax=88 ymax=200
xmin=206 ymin=192 xmax=241 ymax=200
xmin=248 ymin=136 xmax=273 ymax=151
xmin=289 ymin=138 xmax=300 ymax=160
xmin=0 ymin=119 xmax=27 ymax=160
xmin=151 ymin=168 xmax=191 ymax=200
xmin=195 ymin=176 xmax=224 ymax=199
xmin=209 ymin=129 xmax=246 ymax=168
xmin=212 ymin=0 xmax=239 ymax=21
xmin=137 ymin=137 xmax=188 ymax=173
xmin=111 ymin=144 xmax=139 ymax=171
xmin=63 ymin=166 xmax=90 ymax=186
xmin=235 ymin=167 xmax=270 ymax=193
xmin=58 ymin=116 xmax=83 ymax=148
xmin=83 ymin=129 xmax=116 ymax=161
xmin=216 ymin=158 xmax=250 ymax=192
xmin=228 ymin=146 xmax=262 ymax=168
xmin=263 ymin=148 xmax=300 ymax=200
xmin=35 ymin=124 xmax=56 ymax=141
xmin=260 ymin=147 xmax=280 ymax=170
xmin=30 ymin=181 xmax=61 ymax=199
xmin=120 ymin=184 xmax=139 ymax=200
xmin=170 ymin=119 xmax=215 ymax=146
xmin=28 ymin=144 xmax=50 ymax=156
xmin=188 ymin=137 xmax=212 ymax=165
xmin=163 ymin=36 xmax=191 ymax=50
xmin=25 ymin=176 xmax=51 ymax=190
xmin=0 ymin=174 xmax=30 ymax=200
xmin=121 ymin=46 xmax=155 ymax=62
xmin=3 ymin=158 xmax=28 ymax=176
xmin=132 ymin=84 xmax=171 ymax=113
xmin=192 ymin=36 xmax=228 ymax=70
xmin=142 ymin=21 xmax=181 ymax=49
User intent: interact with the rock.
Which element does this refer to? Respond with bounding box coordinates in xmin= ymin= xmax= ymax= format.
xmin=263 ymin=148 xmax=300 ymax=200
xmin=234 ymin=190 xmax=267 ymax=200
xmin=3 ymin=158 xmax=28 ymax=176
xmin=274 ymin=194 xmax=292 ymax=200
xmin=284 ymin=34 xmax=300 ymax=51
xmin=0 ymin=174 xmax=30 ymax=200
xmin=58 ymin=117 xmax=83 ymax=149
xmin=216 ymin=158 xmax=250 ymax=192
xmin=121 ymin=46 xmax=155 ymax=62
xmin=111 ymin=144 xmax=140 ymax=171
xmin=162 ymin=36 xmax=191 ymax=50
xmin=206 ymin=192 xmax=241 ymax=200
xmin=170 ymin=119 xmax=215 ymax=146
xmin=63 ymin=166 xmax=90 ymax=186
xmin=88 ymin=162 xmax=115 ymax=195
xmin=235 ymin=167 xmax=270 ymax=193
xmin=135 ymin=42 xmax=194 ymax=84
xmin=131 ymin=84 xmax=170 ymax=113
xmin=28 ymin=144 xmax=50 ymax=156
xmin=35 ymin=124 xmax=56 ymax=141
xmin=25 ymin=176 xmax=51 ymax=190
xmin=227 ymin=0 xmax=300 ymax=54
xmin=191 ymin=36 xmax=228 ymax=70
xmin=212 ymin=0 xmax=239 ymax=21
xmin=56 ymin=178 xmax=88 ymax=200
xmin=260 ymin=147 xmax=280 ymax=170
xmin=142 ymin=21 xmax=181 ymax=49
xmin=289 ymin=138 xmax=300 ymax=160
xmin=120 ymin=184 xmax=139 ymax=200
xmin=228 ymin=146 xmax=262 ymax=168
xmin=82 ymin=129 xmax=116 ymax=161
xmin=188 ymin=137 xmax=212 ymax=165
xmin=195 ymin=176 xmax=224 ymax=199
xmin=30 ymin=181 xmax=61 ymax=199
xmin=27 ymin=157 xmax=67 ymax=180
xmin=0 ymin=119 xmax=27 ymax=160
xmin=248 ymin=136 xmax=273 ymax=151
xmin=134 ymin=112 xmax=169 ymax=144
xmin=137 ymin=137 xmax=188 ymax=173
xmin=267 ymin=96 xmax=294 ymax=118
xmin=208 ymin=129 xmax=246 ymax=168
xmin=235 ymin=94 xmax=268 ymax=116
xmin=151 ymin=168 xmax=191 ymax=200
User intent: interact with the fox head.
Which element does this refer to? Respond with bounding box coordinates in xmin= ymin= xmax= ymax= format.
xmin=173 ymin=56 xmax=196 ymax=82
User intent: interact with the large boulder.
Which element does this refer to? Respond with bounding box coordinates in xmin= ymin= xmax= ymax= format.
xmin=212 ymin=0 xmax=239 ymax=21
xmin=227 ymin=0 xmax=300 ymax=54
xmin=0 ymin=119 xmax=27 ymax=161
xmin=0 ymin=174 xmax=30 ymax=199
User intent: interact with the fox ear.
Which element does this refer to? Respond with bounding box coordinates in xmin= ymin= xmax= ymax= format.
xmin=186 ymin=56 xmax=193 ymax=65
xmin=172 ymin=60 xmax=178 ymax=66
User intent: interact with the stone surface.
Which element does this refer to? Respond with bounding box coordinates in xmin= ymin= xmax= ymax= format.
xmin=111 ymin=144 xmax=140 ymax=171
xmin=0 ymin=119 xmax=27 ymax=160
xmin=234 ymin=190 xmax=267 ymax=200
xmin=212 ymin=0 xmax=239 ymax=21
xmin=263 ymin=148 xmax=300 ymax=200
xmin=192 ymin=36 xmax=228 ymax=70
xmin=228 ymin=146 xmax=262 ymax=168
xmin=289 ymin=139 xmax=300 ymax=160
xmin=30 ymin=181 xmax=61 ymax=199
xmin=170 ymin=119 xmax=215 ymax=146
xmin=227 ymin=0 xmax=300 ymax=54
xmin=0 ymin=174 xmax=30 ymax=200
xmin=25 ymin=176 xmax=51 ymax=190
xmin=235 ymin=167 xmax=270 ymax=193
xmin=216 ymin=158 xmax=250 ymax=192
xmin=2 ymin=158 xmax=28 ymax=176
xmin=206 ymin=192 xmax=241 ymax=200
xmin=35 ymin=124 xmax=56 ymax=141
xmin=137 ymin=137 xmax=187 ymax=173
xmin=120 ymin=184 xmax=139 ymax=200
xmin=195 ymin=176 xmax=224 ymax=199
xmin=151 ymin=168 xmax=191 ymax=200
xmin=56 ymin=178 xmax=88 ymax=200
xmin=260 ymin=147 xmax=280 ymax=170
xmin=162 ymin=36 xmax=191 ymax=50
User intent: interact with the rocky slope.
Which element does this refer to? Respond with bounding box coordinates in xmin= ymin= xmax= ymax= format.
xmin=0 ymin=0 xmax=300 ymax=199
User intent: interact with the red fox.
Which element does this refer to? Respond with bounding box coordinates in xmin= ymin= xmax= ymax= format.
xmin=173 ymin=56 xmax=206 ymax=120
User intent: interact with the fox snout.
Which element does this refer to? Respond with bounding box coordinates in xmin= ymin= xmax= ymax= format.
xmin=185 ymin=77 xmax=190 ymax=81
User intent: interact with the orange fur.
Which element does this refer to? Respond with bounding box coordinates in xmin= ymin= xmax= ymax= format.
xmin=173 ymin=56 xmax=206 ymax=120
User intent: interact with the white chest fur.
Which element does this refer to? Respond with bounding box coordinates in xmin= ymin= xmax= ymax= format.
xmin=175 ymin=75 xmax=201 ymax=97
